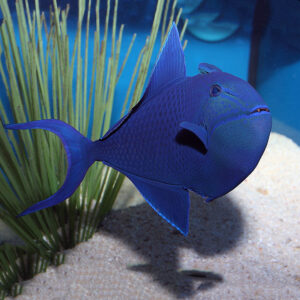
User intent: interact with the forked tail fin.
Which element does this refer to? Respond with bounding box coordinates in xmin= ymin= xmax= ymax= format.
xmin=4 ymin=119 xmax=96 ymax=216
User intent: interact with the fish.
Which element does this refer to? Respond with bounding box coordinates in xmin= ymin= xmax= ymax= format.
xmin=3 ymin=23 xmax=272 ymax=235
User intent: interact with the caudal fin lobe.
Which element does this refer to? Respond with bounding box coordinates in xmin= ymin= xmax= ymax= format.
xmin=4 ymin=119 xmax=96 ymax=216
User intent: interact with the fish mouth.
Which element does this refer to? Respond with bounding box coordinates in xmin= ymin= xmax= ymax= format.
xmin=249 ymin=106 xmax=270 ymax=116
xmin=210 ymin=105 xmax=271 ymax=136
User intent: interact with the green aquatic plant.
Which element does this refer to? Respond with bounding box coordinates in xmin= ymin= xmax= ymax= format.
xmin=0 ymin=0 xmax=187 ymax=297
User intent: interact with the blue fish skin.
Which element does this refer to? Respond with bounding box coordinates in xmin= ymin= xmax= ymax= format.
xmin=96 ymin=71 xmax=271 ymax=200
xmin=3 ymin=23 xmax=272 ymax=235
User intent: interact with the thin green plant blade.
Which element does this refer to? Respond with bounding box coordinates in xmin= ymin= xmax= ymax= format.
xmin=0 ymin=0 xmax=188 ymax=296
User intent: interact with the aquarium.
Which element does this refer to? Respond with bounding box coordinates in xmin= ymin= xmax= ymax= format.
xmin=0 ymin=0 xmax=299 ymax=299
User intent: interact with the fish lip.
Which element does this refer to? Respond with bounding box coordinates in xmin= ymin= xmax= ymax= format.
xmin=248 ymin=105 xmax=270 ymax=116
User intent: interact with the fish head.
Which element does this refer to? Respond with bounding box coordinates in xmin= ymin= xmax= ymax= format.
xmin=191 ymin=66 xmax=272 ymax=198
xmin=197 ymin=69 xmax=271 ymax=135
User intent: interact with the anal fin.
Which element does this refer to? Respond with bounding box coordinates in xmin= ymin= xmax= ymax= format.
xmin=125 ymin=173 xmax=190 ymax=235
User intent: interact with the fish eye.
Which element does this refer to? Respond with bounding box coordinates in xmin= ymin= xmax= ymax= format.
xmin=210 ymin=84 xmax=222 ymax=97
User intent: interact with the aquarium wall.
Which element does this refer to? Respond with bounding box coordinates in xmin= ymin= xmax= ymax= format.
xmin=1 ymin=0 xmax=300 ymax=143
xmin=254 ymin=0 xmax=300 ymax=143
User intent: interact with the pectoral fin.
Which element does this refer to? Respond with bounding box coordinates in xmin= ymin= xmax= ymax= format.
xmin=179 ymin=121 xmax=208 ymax=151
xmin=125 ymin=173 xmax=190 ymax=235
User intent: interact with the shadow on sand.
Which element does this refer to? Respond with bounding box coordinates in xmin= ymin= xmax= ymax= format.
xmin=100 ymin=193 xmax=244 ymax=298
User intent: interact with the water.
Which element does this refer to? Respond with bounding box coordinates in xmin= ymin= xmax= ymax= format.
xmin=1 ymin=0 xmax=300 ymax=144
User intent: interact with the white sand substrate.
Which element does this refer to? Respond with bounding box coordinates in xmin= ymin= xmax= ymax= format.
xmin=5 ymin=132 xmax=300 ymax=299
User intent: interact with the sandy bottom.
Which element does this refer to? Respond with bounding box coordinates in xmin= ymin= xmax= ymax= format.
xmin=7 ymin=132 xmax=300 ymax=299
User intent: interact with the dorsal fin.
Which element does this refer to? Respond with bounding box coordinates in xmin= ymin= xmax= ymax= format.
xmin=101 ymin=23 xmax=186 ymax=141
xmin=143 ymin=22 xmax=186 ymax=99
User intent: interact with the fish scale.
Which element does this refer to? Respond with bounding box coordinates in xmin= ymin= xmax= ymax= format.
xmin=99 ymin=82 xmax=187 ymax=183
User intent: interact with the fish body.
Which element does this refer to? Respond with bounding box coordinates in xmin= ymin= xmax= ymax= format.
xmin=97 ymin=72 xmax=271 ymax=199
xmin=3 ymin=24 xmax=272 ymax=235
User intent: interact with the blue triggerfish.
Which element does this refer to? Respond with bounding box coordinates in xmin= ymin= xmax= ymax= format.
xmin=3 ymin=24 xmax=272 ymax=235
